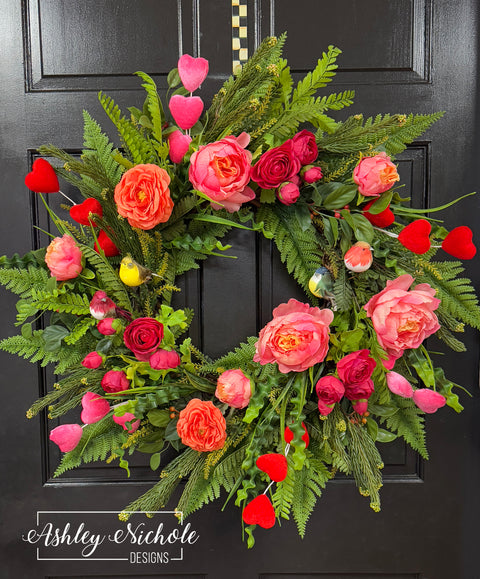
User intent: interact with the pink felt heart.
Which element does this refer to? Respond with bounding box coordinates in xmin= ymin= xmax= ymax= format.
xmin=256 ymin=453 xmax=288 ymax=482
xmin=178 ymin=54 xmax=209 ymax=93
xmin=168 ymin=129 xmax=192 ymax=164
xmin=169 ymin=95 xmax=204 ymax=131
xmin=49 ymin=424 xmax=83 ymax=452
xmin=442 ymin=226 xmax=477 ymax=259
xmin=398 ymin=219 xmax=431 ymax=254
xmin=25 ymin=159 xmax=59 ymax=193
xmin=113 ymin=412 xmax=140 ymax=433
xmin=69 ymin=198 xmax=103 ymax=226
xmin=242 ymin=494 xmax=276 ymax=529
xmin=80 ymin=391 xmax=110 ymax=424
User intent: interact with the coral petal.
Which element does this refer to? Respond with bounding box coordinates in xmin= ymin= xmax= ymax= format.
xmin=256 ymin=453 xmax=288 ymax=482
xmin=169 ymin=95 xmax=204 ymax=130
xmin=242 ymin=494 xmax=276 ymax=529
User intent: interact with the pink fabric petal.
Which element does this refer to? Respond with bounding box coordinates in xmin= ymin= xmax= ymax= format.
xmin=81 ymin=391 xmax=110 ymax=424
xmin=178 ymin=54 xmax=209 ymax=92
xmin=49 ymin=424 xmax=83 ymax=452
xmin=169 ymin=95 xmax=204 ymax=130
xmin=413 ymin=389 xmax=446 ymax=413
xmin=386 ymin=371 xmax=414 ymax=398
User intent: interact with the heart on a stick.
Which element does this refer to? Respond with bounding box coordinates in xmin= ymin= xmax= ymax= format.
xmin=178 ymin=54 xmax=209 ymax=93
xmin=80 ymin=391 xmax=110 ymax=424
xmin=169 ymin=95 xmax=204 ymax=131
xmin=242 ymin=494 xmax=276 ymax=529
xmin=398 ymin=219 xmax=432 ymax=254
xmin=168 ymin=130 xmax=192 ymax=164
xmin=70 ymin=198 xmax=103 ymax=226
xmin=442 ymin=226 xmax=477 ymax=259
xmin=25 ymin=159 xmax=59 ymax=193
xmin=256 ymin=453 xmax=288 ymax=482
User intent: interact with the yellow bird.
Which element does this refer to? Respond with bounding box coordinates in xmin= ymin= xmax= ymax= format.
xmin=119 ymin=256 xmax=152 ymax=287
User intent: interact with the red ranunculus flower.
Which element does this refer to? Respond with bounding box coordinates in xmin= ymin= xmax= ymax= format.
xmin=292 ymin=130 xmax=318 ymax=165
xmin=123 ymin=317 xmax=164 ymax=361
xmin=101 ymin=370 xmax=130 ymax=394
xmin=251 ymin=140 xmax=301 ymax=190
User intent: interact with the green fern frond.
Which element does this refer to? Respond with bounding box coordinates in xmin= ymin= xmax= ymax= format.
xmin=317 ymin=90 xmax=355 ymax=112
xmin=0 ymin=332 xmax=58 ymax=367
xmin=0 ymin=266 xmax=49 ymax=298
xmin=135 ymin=72 xmax=164 ymax=144
xmin=292 ymin=45 xmax=341 ymax=104
xmin=201 ymin=336 xmax=258 ymax=374
xmin=384 ymin=112 xmax=445 ymax=156
xmin=64 ymin=317 xmax=96 ymax=345
xmin=272 ymin=453 xmax=295 ymax=520
xmin=30 ymin=288 xmax=91 ymax=315
xmin=381 ymin=397 xmax=428 ymax=459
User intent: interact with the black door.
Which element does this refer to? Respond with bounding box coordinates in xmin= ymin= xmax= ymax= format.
xmin=1 ymin=1 xmax=479 ymax=577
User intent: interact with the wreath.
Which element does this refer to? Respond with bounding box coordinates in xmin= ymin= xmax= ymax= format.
xmin=2 ymin=35 xmax=479 ymax=547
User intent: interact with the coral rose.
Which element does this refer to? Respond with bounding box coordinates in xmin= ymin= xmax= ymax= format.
xmin=353 ymin=152 xmax=399 ymax=197
xmin=123 ymin=317 xmax=164 ymax=361
xmin=189 ymin=133 xmax=255 ymax=213
xmin=215 ymin=369 xmax=252 ymax=409
xmin=176 ymin=399 xmax=226 ymax=452
xmin=45 ymin=234 xmax=83 ymax=281
xmin=254 ymin=299 xmax=334 ymax=373
xmin=315 ymin=376 xmax=345 ymax=416
xmin=364 ymin=274 xmax=440 ymax=363
xmin=252 ymin=140 xmax=301 ymax=190
xmin=114 ymin=164 xmax=173 ymax=230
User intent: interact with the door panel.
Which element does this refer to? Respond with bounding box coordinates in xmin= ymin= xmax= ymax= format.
xmin=1 ymin=1 xmax=479 ymax=578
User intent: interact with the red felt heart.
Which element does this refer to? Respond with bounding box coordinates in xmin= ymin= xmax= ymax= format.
xmin=442 ymin=226 xmax=477 ymax=260
xmin=94 ymin=230 xmax=119 ymax=257
xmin=169 ymin=95 xmax=204 ymax=131
xmin=242 ymin=494 xmax=276 ymax=529
xmin=70 ymin=198 xmax=103 ymax=226
xmin=256 ymin=453 xmax=288 ymax=482
xmin=398 ymin=219 xmax=431 ymax=254
xmin=284 ymin=422 xmax=310 ymax=448
xmin=363 ymin=200 xmax=395 ymax=228
xmin=178 ymin=54 xmax=209 ymax=93
xmin=25 ymin=159 xmax=59 ymax=193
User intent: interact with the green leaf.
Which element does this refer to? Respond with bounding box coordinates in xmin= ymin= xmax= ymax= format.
xmin=376 ymin=428 xmax=397 ymax=443
xmin=366 ymin=418 xmax=378 ymax=441
xmin=365 ymin=192 xmax=393 ymax=215
xmin=164 ymin=418 xmax=180 ymax=441
xmin=148 ymin=409 xmax=171 ymax=427
xmin=322 ymin=183 xmax=357 ymax=210
xmin=293 ymin=202 xmax=313 ymax=232
xmin=43 ymin=325 xmax=70 ymax=351
xmin=260 ymin=189 xmax=276 ymax=204
xmin=368 ymin=403 xmax=399 ymax=417
xmin=167 ymin=68 xmax=181 ymax=88
xmin=350 ymin=213 xmax=374 ymax=243
xmin=150 ymin=452 xmax=162 ymax=471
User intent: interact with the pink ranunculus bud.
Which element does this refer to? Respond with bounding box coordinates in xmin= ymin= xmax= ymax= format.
xmin=168 ymin=129 xmax=192 ymax=164
xmin=353 ymin=152 xmax=399 ymax=197
xmin=352 ymin=399 xmax=369 ymax=415
xmin=149 ymin=349 xmax=181 ymax=370
xmin=277 ymin=182 xmax=300 ymax=206
xmin=80 ymin=391 xmax=111 ymax=424
xmin=89 ymin=291 xmax=116 ymax=320
xmin=101 ymin=370 xmax=130 ymax=394
xmin=412 ymin=389 xmax=446 ymax=414
xmin=215 ymin=369 xmax=252 ymax=409
xmin=81 ymin=352 xmax=104 ymax=369
xmin=315 ymin=375 xmax=345 ymax=416
xmin=386 ymin=371 xmax=414 ymax=398
xmin=292 ymin=130 xmax=318 ymax=165
xmin=113 ymin=412 xmax=140 ymax=433
xmin=302 ymin=165 xmax=323 ymax=184
xmin=49 ymin=424 xmax=83 ymax=452
xmin=44 ymin=234 xmax=83 ymax=281
xmin=97 ymin=318 xmax=117 ymax=336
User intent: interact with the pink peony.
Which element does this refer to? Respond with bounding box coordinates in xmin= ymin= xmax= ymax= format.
xmin=292 ymin=130 xmax=318 ymax=165
xmin=364 ymin=274 xmax=440 ymax=363
xmin=277 ymin=182 xmax=300 ymax=206
xmin=49 ymin=424 xmax=83 ymax=452
xmin=386 ymin=371 xmax=414 ymax=398
xmin=251 ymin=140 xmax=301 ymax=190
xmin=315 ymin=375 xmax=345 ymax=416
xmin=353 ymin=152 xmax=400 ymax=197
xmin=189 ymin=133 xmax=255 ymax=212
xmin=89 ymin=291 xmax=116 ymax=320
xmin=302 ymin=165 xmax=323 ymax=184
xmin=149 ymin=349 xmax=181 ymax=370
xmin=254 ymin=299 xmax=333 ymax=373
xmin=80 ymin=391 xmax=110 ymax=424
xmin=97 ymin=318 xmax=117 ymax=336
xmin=81 ymin=352 xmax=103 ymax=369
xmin=113 ymin=412 xmax=140 ymax=433
xmin=413 ymin=389 xmax=446 ymax=414
xmin=44 ymin=234 xmax=83 ymax=281
xmin=215 ymin=369 xmax=252 ymax=409
xmin=101 ymin=370 xmax=130 ymax=394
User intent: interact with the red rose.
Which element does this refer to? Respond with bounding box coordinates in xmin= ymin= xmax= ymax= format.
xmin=292 ymin=130 xmax=318 ymax=165
xmin=123 ymin=317 xmax=164 ymax=361
xmin=337 ymin=349 xmax=376 ymax=391
xmin=251 ymin=140 xmax=301 ymax=190
xmin=315 ymin=375 xmax=345 ymax=416
xmin=101 ymin=370 xmax=130 ymax=394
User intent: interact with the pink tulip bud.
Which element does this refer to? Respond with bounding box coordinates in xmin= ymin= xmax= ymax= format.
xmin=412 ymin=389 xmax=446 ymax=414
xmin=386 ymin=371 xmax=414 ymax=398
xmin=89 ymin=291 xmax=116 ymax=320
xmin=49 ymin=424 xmax=83 ymax=452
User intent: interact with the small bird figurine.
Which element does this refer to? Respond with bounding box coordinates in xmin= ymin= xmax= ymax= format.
xmin=119 ymin=256 xmax=152 ymax=287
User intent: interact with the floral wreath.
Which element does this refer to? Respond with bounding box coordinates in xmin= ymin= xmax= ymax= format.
xmin=2 ymin=35 xmax=479 ymax=547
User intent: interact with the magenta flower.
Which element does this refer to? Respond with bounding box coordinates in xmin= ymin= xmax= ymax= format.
xmin=49 ymin=424 xmax=83 ymax=452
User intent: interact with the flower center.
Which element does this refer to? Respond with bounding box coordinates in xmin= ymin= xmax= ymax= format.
xmin=398 ymin=320 xmax=420 ymax=333
xmin=137 ymin=190 xmax=147 ymax=202
xmin=380 ymin=166 xmax=399 ymax=185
